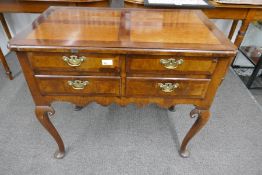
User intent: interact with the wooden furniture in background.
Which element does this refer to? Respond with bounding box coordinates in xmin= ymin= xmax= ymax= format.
xmin=0 ymin=13 xmax=13 ymax=79
xmin=0 ymin=47 xmax=12 ymax=80
xmin=0 ymin=0 xmax=109 ymax=79
xmin=9 ymin=7 xmax=236 ymax=159
xmin=0 ymin=0 xmax=108 ymax=13
xmin=215 ymin=0 xmax=262 ymax=5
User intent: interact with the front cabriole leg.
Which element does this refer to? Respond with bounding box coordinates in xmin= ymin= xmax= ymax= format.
xmin=168 ymin=105 xmax=176 ymax=112
xmin=35 ymin=106 xmax=65 ymax=159
xmin=179 ymin=108 xmax=210 ymax=158
xmin=74 ymin=105 xmax=84 ymax=111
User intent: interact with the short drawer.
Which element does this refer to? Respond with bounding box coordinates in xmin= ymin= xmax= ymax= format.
xmin=36 ymin=76 xmax=120 ymax=96
xmin=28 ymin=52 xmax=120 ymax=73
xmin=126 ymin=77 xmax=210 ymax=98
xmin=127 ymin=55 xmax=217 ymax=75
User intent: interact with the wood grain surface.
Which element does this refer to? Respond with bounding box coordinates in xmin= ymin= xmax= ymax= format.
xmin=9 ymin=7 xmax=236 ymax=56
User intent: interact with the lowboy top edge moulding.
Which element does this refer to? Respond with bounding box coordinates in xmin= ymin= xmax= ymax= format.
xmin=8 ymin=7 xmax=237 ymax=159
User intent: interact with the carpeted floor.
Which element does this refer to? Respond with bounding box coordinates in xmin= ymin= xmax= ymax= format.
xmin=0 ymin=53 xmax=262 ymax=175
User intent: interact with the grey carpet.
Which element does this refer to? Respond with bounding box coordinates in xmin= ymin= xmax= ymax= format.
xmin=0 ymin=53 xmax=262 ymax=175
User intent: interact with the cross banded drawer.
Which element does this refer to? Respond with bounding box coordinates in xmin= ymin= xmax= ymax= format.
xmin=35 ymin=76 xmax=121 ymax=96
xmin=28 ymin=52 xmax=120 ymax=73
xmin=126 ymin=77 xmax=210 ymax=98
xmin=126 ymin=55 xmax=217 ymax=75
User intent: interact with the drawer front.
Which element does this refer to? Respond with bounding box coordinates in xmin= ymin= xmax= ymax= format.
xmin=36 ymin=76 xmax=120 ymax=96
xmin=28 ymin=53 xmax=120 ymax=73
xmin=127 ymin=55 xmax=217 ymax=75
xmin=126 ymin=77 xmax=210 ymax=98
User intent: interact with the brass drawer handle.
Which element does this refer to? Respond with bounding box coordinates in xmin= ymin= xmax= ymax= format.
xmin=68 ymin=80 xmax=89 ymax=90
xmin=63 ymin=55 xmax=86 ymax=67
xmin=160 ymin=58 xmax=184 ymax=69
xmin=158 ymin=83 xmax=179 ymax=93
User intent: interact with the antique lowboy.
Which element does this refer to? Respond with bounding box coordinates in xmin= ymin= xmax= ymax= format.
xmin=9 ymin=7 xmax=237 ymax=159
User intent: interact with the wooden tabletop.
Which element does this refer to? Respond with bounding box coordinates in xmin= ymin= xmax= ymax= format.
xmin=9 ymin=7 xmax=236 ymax=55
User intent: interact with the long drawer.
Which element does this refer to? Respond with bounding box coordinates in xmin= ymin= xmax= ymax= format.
xmin=126 ymin=55 xmax=217 ymax=75
xmin=35 ymin=76 xmax=121 ymax=96
xmin=28 ymin=52 xmax=120 ymax=73
xmin=126 ymin=77 xmax=210 ymax=98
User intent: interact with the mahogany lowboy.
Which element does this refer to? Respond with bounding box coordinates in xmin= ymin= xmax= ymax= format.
xmin=9 ymin=7 xmax=237 ymax=159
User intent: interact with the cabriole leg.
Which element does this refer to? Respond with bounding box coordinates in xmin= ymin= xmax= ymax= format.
xmin=179 ymin=108 xmax=210 ymax=158
xmin=168 ymin=105 xmax=176 ymax=112
xmin=35 ymin=106 xmax=65 ymax=159
xmin=74 ymin=105 xmax=84 ymax=111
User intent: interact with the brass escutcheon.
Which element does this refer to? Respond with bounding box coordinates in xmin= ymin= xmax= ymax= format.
xmin=63 ymin=55 xmax=86 ymax=67
xmin=158 ymin=83 xmax=179 ymax=93
xmin=68 ymin=80 xmax=89 ymax=90
xmin=160 ymin=58 xmax=184 ymax=69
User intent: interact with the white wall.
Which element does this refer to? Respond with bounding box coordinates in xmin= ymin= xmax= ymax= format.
xmin=0 ymin=20 xmax=9 ymax=55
